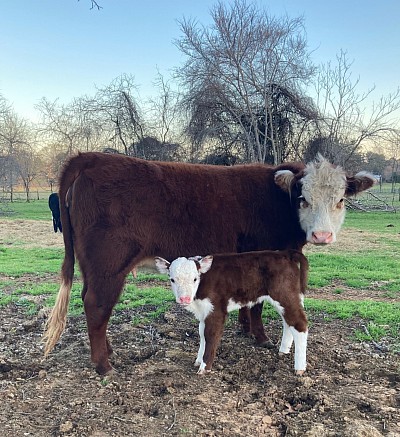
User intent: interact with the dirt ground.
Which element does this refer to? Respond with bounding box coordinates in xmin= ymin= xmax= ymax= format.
xmin=0 ymin=220 xmax=399 ymax=436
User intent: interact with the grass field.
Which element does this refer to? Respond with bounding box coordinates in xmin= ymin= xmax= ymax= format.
xmin=0 ymin=197 xmax=399 ymax=349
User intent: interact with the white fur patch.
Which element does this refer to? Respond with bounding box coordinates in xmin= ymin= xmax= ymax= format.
xmin=227 ymin=298 xmax=242 ymax=312
xmin=299 ymin=157 xmax=348 ymax=244
xmin=186 ymin=298 xmax=214 ymax=321
xmin=263 ymin=295 xmax=285 ymax=316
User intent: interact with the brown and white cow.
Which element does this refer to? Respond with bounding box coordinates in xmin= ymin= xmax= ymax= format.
xmin=155 ymin=250 xmax=309 ymax=375
xmin=43 ymin=152 xmax=374 ymax=374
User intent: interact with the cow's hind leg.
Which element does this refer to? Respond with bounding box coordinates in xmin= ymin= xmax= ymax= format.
xmin=238 ymin=307 xmax=251 ymax=336
xmin=249 ymin=303 xmax=273 ymax=347
xmin=83 ymin=274 xmax=125 ymax=375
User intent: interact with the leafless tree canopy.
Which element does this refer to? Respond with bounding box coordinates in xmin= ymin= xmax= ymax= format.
xmin=309 ymin=50 xmax=400 ymax=167
xmin=175 ymin=0 xmax=317 ymax=164
xmin=1 ymin=0 xmax=400 ymax=201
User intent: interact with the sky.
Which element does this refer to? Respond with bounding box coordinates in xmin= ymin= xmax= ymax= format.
xmin=1 ymin=0 xmax=400 ymax=122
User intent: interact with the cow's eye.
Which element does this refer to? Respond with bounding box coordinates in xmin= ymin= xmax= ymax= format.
xmin=298 ymin=196 xmax=309 ymax=208
xmin=170 ymin=278 xmax=175 ymax=283
xmin=194 ymin=278 xmax=197 ymax=282
xmin=336 ymin=199 xmax=345 ymax=209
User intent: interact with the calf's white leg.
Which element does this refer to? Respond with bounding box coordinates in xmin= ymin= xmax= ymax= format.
xmin=279 ymin=317 xmax=294 ymax=354
xmin=195 ymin=319 xmax=206 ymax=370
xmin=290 ymin=327 xmax=308 ymax=374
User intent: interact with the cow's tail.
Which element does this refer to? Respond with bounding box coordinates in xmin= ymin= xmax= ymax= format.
xmin=43 ymin=156 xmax=82 ymax=357
xmin=289 ymin=250 xmax=309 ymax=295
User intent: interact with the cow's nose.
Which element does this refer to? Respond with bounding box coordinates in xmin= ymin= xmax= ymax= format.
xmin=179 ymin=296 xmax=192 ymax=305
xmin=312 ymin=231 xmax=333 ymax=244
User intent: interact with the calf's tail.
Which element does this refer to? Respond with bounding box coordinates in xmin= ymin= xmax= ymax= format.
xmin=289 ymin=250 xmax=309 ymax=294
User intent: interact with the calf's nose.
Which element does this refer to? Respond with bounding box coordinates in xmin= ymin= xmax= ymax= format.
xmin=312 ymin=231 xmax=333 ymax=244
xmin=179 ymin=296 xmax=192 ymax=305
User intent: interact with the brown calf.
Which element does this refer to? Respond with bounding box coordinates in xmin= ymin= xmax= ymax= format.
xmin=155 ymin=250 xmax=309 ymax=375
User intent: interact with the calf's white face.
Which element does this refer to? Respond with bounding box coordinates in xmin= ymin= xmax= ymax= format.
xmin=155 ymin=256 xmax=213 ymax=305
xmin=275 ymin=156 xmax=375 ymax=244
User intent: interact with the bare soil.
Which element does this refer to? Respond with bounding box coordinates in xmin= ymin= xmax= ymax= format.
xmin=0 ymin=220 xmax=399 ymax=436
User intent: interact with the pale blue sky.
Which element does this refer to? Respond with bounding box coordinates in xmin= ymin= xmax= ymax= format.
xmin=1 ymin=0 xmax=399 ymax=122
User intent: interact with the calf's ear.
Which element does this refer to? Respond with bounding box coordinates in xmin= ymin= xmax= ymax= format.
xmin=345 ymin=172 xmax=376 ymax=197
xmin=154 ymin=257 xmax=170 ymax=274
xmin=199 ymin=255 xmax=213 ymax=273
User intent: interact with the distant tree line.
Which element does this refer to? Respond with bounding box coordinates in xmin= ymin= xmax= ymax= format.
xmin=1 ymin=0 xmax=400 ymax=201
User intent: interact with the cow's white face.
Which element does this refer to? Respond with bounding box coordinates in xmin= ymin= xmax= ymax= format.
xmin=154 ymin=256 xmax=213 ymax=305
xmin=275 ymin=156 xmax=376 ymax=245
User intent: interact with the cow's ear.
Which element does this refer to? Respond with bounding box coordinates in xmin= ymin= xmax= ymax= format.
xmin=199 ymin=255 xmax=213 ymax=274
xmin=154 ymin=257 xmax=170 ymax=275
xmin=275 ymin=170 xmax=298 ymax=193
xmin=345 ymin=172 xmax=376 ymax=197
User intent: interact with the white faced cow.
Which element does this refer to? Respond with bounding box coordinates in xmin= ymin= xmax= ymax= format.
xmin=156 ymin=250 xmax=309 ymax=375
xmin=43 ymin=152 xmax=374 ymax=374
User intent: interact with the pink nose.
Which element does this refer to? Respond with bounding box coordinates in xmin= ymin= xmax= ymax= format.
xmin=312 ymin=231 xmax=333 ymax=244
xmin=179 ymin=296 xmax=192 ymax=305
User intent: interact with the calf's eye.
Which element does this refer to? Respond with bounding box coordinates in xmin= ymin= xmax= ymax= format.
xmin=194 ymin=278 xmax=197 ymax=282
xmin=170 ymin=278 xmax=175 ymax=283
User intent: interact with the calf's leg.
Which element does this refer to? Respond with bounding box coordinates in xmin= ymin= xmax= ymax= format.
xmin=195 ymin=320 xmax=206 ymax=367
xmin=290 ymin=326 xmax=308 ymax=374
xmin=279 ymin=318 xmax=294 ymax=354
xmin=198 ymin=312 xmax=226 ymax=375
xmin=279 ymin=303 xmax=308 ymax=374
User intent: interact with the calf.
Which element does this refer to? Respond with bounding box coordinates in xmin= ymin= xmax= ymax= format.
xmin=155 ymin=249 xmax=309 ymax=375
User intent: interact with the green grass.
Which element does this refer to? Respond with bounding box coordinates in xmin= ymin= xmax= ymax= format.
xmin=305 ymin=299 xmax=400 ymax=344
xmin=307 ymin=252 xmax=400 ymax=291
xmin=2 ymin=198 xmax=51 ymax=220
xmin=1 ymin=202 xmax=399 ymax=347
xmin=345 ymin=210 xmax=400 ymax=233
xmin=0 ymin=247 xmax=63 ymax=275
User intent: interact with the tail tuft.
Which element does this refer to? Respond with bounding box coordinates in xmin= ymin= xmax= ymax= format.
xmin=42 ymin=280 xmax=72 ymax=357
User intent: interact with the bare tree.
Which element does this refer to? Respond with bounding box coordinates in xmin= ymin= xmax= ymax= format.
xmin=0 ymin=103 xmax=32 ymax=201
xmin=39 ymin=143 xmax=69 ymax=191
xmin=16 ymin=144 xmax=41 ymax=202
xmin=147 ymin=71 xmax=181 ymax=146
xmin=79 ymin=74 xmax=146 ymax=155
xmin=175 ymin=0 xmax=316 ymax=164
xmin=312 ymin=50 xmax=400 ymax=165
xmin=36 ymin=98 xmax=84 ymax=157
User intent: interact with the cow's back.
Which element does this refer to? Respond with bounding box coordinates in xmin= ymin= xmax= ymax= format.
xmin=60 ymin=152 xmax=306 ymax=265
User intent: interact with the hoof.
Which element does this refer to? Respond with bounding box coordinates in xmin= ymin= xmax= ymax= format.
xmin=236 ymin=328 xmax=252 ymax=337
xmin=95 ymin=364 xmax=115 ymax=375
xmin=256 ymin=339 xmax=275 ymax=349
xmin=295 ymin=369 xmax=306 ymax=376
xmin=197 ymin=369 xmax=211 ymax=376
